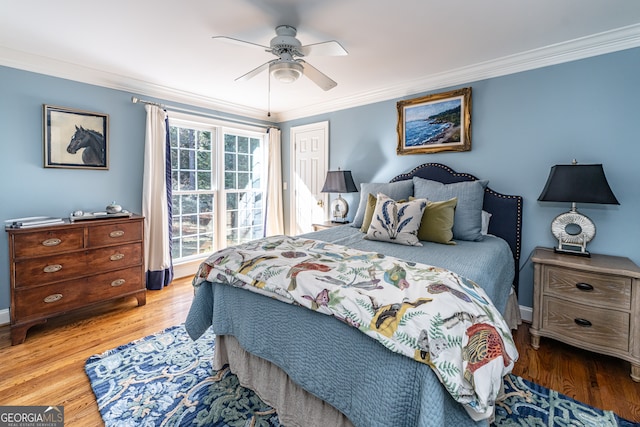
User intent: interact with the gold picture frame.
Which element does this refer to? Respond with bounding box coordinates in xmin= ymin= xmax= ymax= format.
xmin=43 ymin=104 xmax=109 ymax=170
xmin=396 ymin=87 xmax=471 ymax=155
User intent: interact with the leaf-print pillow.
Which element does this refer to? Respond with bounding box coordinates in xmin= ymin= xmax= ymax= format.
xmin=365 ymin=193 xmax=427 ymax=246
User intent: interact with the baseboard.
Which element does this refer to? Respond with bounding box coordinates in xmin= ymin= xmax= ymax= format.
xmin=0 ymin=308 xmax=9 ymax=326
xmin=519 ymin=305 xmax=533 ymax=323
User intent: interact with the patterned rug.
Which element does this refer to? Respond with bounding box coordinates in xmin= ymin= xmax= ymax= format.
xmin=85 ymin=325 xmax=637 ymax=427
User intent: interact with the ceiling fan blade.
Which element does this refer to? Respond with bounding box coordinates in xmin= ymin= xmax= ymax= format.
xmin=299 ymin=60 xmax=337 ymax=91
xmin=235 ymin=61 xmax=272 ymax=82
xmin=299 ymin=40 xmax=348 ymax=57
xmin=212 ymin=36 xmax=270 ymax=51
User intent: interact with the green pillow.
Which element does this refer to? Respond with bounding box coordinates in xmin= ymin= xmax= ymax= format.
xmin=414 ymin=197 xmax=457 ymax=244
xmin=359 ymin=193 xmax=378 ymax=232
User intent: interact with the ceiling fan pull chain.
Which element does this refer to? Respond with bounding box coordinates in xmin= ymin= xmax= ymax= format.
xmin=267 ymin=72 xmax=271 ymax=117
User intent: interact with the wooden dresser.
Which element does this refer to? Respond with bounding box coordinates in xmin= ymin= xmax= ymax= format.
xmin=530 ymin=247 xmax=640 ymax=381
xmin=6 ymin=215 xmax=146 ymax=345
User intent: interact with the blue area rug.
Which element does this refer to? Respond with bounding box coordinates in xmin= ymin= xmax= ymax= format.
xmin=85 ymin=325 xmax=637 ymax=427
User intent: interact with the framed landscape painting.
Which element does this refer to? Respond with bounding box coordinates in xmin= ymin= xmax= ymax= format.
xmin=43 ymin=104 xmax=109 ymax=169
xmin=396 ymin=87 xmax=471 ymax=155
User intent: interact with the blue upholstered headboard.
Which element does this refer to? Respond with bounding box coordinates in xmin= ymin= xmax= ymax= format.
xmin=390 ymin=163 xmax=523 ymax=292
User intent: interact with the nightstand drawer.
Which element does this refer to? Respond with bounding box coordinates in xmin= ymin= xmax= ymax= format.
xmin=543 ymin=297 xmax=630 ymax=352
xmin=544 ymin=266 xmax=631 ymax=310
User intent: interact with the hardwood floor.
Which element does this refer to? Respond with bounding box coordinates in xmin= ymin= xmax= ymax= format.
xmin=1 ymin=276 xmax=639 ymax=425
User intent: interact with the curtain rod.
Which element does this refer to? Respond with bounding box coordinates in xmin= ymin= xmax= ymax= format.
xmin=130 ymin=96 xmax=277 ymax=130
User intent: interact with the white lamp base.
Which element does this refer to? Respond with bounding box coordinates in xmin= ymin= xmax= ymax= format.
xmin=330 ymin=195 xmax=349 ymax=223
xmin=551 ymin=209 xmax=595 ymax=257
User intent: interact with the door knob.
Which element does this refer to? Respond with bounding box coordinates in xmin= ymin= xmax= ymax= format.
xmin=317 ymin=199 xmax=324 ymax=207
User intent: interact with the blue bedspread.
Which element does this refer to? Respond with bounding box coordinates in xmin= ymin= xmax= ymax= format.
xmin=301 ymin=226 xmax=514 ymax=314
xmin=185 ymin=227 xmax=513 ymax=427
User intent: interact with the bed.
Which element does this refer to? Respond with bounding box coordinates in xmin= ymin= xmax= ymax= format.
xmin=185 ymin=163 xmax=523 ymax=427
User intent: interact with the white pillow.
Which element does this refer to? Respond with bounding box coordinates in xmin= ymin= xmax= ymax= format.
xmin=365 ymin=193 xmax=427 ymax=246
xmin=481 ymin=210 xmax=492 ymax=235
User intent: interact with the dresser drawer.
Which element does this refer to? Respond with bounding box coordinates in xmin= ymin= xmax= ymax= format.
xmin=14 ymin=243 xmax=142 ymax=288
xmin=544 ymin=266 xmax=631 ymax=310
xmin=13 ymin=266 xmax=144 ymax=320
xmin=88 ymin=220 xmax=142 ymax=247
xmin=12 ymin=228 xmax=84 ymax=258
xmin=542 ymin=297 xmax=630 ymax=352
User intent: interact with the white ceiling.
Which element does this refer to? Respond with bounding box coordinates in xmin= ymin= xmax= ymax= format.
xmin=2 ymin=0 xmax=640 ymax=122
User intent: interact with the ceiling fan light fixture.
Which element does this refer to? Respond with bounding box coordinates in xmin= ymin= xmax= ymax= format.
xmin=271 ymin=61 xmax=303 ymax=84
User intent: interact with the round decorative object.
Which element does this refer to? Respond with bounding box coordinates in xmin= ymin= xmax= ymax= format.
xmin=330 ymin=196 xmax=348 ymax=220
xmin=106 ymin=201 xmax=122 ymax=214
xmin=551 ymin=211 xmax=595 ymax=247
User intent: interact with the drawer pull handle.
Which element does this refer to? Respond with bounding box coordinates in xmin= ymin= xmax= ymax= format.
xmin=42 ymin=238 xmax=62 ymax=247
xmin=111 ymin=279 xmax=126 ymax=287
xmin=574 ymin=318 xmax=592 ymax=327
xmin=43 ymin=264 xmax=62 ymax=273
xmin=575 ymin=282 xmax=594 ymax=292
xmin=44 ymin=293 xmax=63 ymax=303
xmin=109 ymin=230 xmax=125 ymax=238
xmin=110 ymin=253 xmax=125 ymax=261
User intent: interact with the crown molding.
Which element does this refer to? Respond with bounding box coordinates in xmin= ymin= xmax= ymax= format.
xmin=2 ymin=23 xmax=640 ymax=124
xmin=273 ymin=23 xmax=640 ymax=121
xmin=0 ymin=46 xmax=268 ymax=121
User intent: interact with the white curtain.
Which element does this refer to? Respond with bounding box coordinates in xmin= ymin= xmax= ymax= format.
xmin=265 ymin=127 xmax=284 ymax=236
xmin=142 ymin=105 xmax=173 ymax=290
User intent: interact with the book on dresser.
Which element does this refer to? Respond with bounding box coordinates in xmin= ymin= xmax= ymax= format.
xmin=6 ymin=215 xmax=146 ymax=345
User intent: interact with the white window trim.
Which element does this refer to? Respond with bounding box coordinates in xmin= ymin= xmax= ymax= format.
xmin=167 ymin=112 xmax=268 ymax=278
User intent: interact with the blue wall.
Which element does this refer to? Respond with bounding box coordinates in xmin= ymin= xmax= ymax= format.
xmin=0 ymin=66 xmax=272 ymax=312
xmin=280 ymin=47 xmax=640 ymax=308
xmin=1 ymin=47 xmax=639 ymax=314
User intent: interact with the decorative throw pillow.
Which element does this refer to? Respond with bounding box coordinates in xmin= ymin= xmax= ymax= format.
xmin=413 ymin=177 xmax=488 ymax=241
xmin=360 ymin=193 xmax=408 ymax=233
xmin=359 ymin=193 xmax=379 ymax=232
xmin=351 ymin=180 xmax=414 ymax=228
xmin=365 ymin=193 xmax=427 ymax=246
xmin=414 ymin=197 xmax=457 ymax=244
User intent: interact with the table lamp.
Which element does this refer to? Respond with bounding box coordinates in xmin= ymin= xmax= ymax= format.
xmin=538 ymin=159 xmax=619 ymax=257
xmin=321 ymin=169 xmax=358 ymax=223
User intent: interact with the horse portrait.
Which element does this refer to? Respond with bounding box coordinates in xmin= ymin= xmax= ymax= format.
xmin=66 ymin=125 xmax=106 ymax=166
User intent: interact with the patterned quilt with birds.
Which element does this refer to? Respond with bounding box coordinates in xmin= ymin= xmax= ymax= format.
xmin=193 ymin=235 xmax=518 ymax=420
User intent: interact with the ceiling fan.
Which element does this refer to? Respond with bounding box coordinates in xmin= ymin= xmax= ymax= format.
xmin=213 ymin=25 xmax=347 ymax=91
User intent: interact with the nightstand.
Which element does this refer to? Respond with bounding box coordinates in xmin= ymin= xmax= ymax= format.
xmin=530 ymin=247 xmax=640 ymax=381
xmin=312 ymin=221 xmax=350 ymax=231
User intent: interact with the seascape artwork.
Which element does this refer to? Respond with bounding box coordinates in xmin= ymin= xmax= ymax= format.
xmin=404 ymin=99 xmax=462 ymax=147
xmin=396 ymin=87 xmax=471 ymax=155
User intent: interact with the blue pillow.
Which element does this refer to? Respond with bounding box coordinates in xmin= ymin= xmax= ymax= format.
xmin=351 ymin=180 xmax=414 ymax=228
xmin=412 ymin=176 xmax=488 ymax=241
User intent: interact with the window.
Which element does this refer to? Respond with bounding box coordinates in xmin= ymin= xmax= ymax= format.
xmin=224 ymin=134 xmax=265 ymax=246
xmin=169 ymin=115 xmax=266 ymax=263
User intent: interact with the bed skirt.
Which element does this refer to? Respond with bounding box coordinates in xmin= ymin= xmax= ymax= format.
xmin=213 ymin=334 xmax=354 ymax=427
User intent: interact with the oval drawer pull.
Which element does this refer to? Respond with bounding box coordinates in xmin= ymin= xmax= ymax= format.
xmin=574 ymin=318 xmax=592 ymax=327
xmin=575 ymin=282 xmax=594 ymax=291
xmin=42 ymin=238 xmax=62 ymax=247
xmin=43 ymin=264 xmax=62 ymax=273
xmin=109 ymin=230 xmax=125 ymax=238
xmin=110 ymin=253 xmax=125 ymax=261
xmin=111 ymin=279 xmax=126 ymax=287
xmin=44 ymin=293 xmax=63 ymax=303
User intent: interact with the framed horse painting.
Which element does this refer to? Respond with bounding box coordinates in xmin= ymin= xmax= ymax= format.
xmin=43 ymin=105 xmax=109 ymax=169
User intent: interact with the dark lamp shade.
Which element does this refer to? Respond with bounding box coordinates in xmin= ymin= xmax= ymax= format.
xmin=321 ymin=170 xmax=358 ymax=193
xmin=538 ymin=164 xmax=619 ymax=205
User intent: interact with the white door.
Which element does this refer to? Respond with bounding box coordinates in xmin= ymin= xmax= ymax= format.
xmin=290 ymin=121 xmax=329 ymax=235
